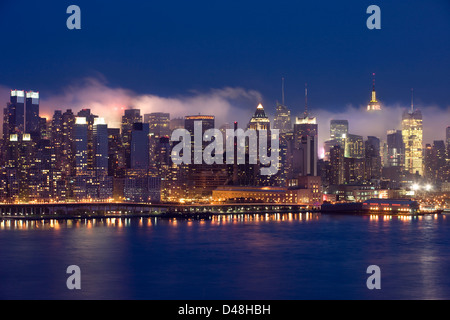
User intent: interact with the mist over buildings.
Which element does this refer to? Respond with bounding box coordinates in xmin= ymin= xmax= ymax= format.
xmin=1 ymin=76 xmax=448 ymax=152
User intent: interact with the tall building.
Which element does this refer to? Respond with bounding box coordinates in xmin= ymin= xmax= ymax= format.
xmin=4 ymin=90 xmax=25 ymax=137
xmin=428 ymin=140 xmax=446 ymax=184
xmin=446 ymin=126 xmax=450 ymax=150
xmin=74 ymin=117 xmax=89 ymax=175
xmin=402 ymin=108 xmax=423 ymax=176
xmin=93 ymin=118 xmax=109 ymax=176
xmin=77 ymin=109 xmax=98 ymax=172
xmin=329 ymin=145 xmax=344 ymax=185
xmin=344 ymin=134 xmax=364 ymax=159
xmin=273 ymin=104 xmax=291 ymax=133
xmin=61 ymin=109 xmax=76 ymax=176
xmin=121 ymin=109 xmax=142 ymax=168
xmin=248 ymin=104 xmax=270 ymax=131
xmin=330 ymin=120 xmax=348 ymax=147
xmin=365 ymin=136 xmax=382 ymax=180
xmin=144 ymin=112 xmax=171 ymax=138
xmin=367 ymin=73 xmax=381 ymax=111
xmin=293 ymin=86 xmax=318 ymax=177
xmin=170 ymin=117 xmax=184 ymax=131
xmin=386 ymin=130 xmax=404 ymax=167
xmin=107 ymin=128 xmax=124 ymax=177
xmin=130 ymin=122 xmax=150 ymax=170
xmin=25 ymin=91 xmax=40 ymax=135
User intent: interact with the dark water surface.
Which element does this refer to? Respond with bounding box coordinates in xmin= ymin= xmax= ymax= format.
xmin=1 ymin=213 xmax=449 ymax=300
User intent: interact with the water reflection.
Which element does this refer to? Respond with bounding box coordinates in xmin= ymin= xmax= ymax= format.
xmin=1 ymin=212 xmax=445 ymax=230
xmin=0 ymin=212 xmax=322 ymax=230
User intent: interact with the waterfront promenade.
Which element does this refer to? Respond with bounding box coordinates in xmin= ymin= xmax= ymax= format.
xmin=0 ymin=202 xmax=312 ymax=219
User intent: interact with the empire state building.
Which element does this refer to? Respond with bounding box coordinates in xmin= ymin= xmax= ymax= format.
xmin=367 ymin=73 xmax=381 ymax=111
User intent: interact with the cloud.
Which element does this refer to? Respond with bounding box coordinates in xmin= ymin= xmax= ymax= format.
xmin=36 ymin=77 xmax=261 ymax=129
xmin=1 ymin=77 xmax=448 ymax=150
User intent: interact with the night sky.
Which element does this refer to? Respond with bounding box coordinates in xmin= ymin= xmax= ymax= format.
xmin=0 ymin=0 xmax=449 ymax=118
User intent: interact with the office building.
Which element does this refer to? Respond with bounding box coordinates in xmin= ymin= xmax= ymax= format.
xmin=402 ymin=108 xmax=423 ymax=176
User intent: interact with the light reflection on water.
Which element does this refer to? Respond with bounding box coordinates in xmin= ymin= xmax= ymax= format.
xmin=2 ymin=212 xmax=444 ymax=231
xmin=0 ymin=213 xmax=449 ymax=300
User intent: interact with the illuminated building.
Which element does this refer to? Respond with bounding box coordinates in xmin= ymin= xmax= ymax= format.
xmin=145 ymin=112 xmax=170 ymax=173
xmin=93 ymin=118 xmax=108 ymax=177
xmin=365 ymin=136 xmax=381 ymax=181
xmin=425 ymin=140 xmax=446 ymax=184
xmin=330 ymin=120 xmax=348 ymax=147
xmin=183 ymin=115 xmax=230 ymax=200
xmin=4 ymin=90 xmax=25 ymax=137
xmin=25 ymin=91 xmax=40 ymax=136
xmin=323 ymin=139 xmax=339 ymax=162
xmin=144 ymin=112 xmax=171 ymax=138
xmin=248 ymin=104 xmax=270 ymax=131
xmin=108 ymin=128 xmax=124 ymax=177
xmin=293 ymin=117 xmax=318 ymax=176
xmin=446 ymin=126 xmax=450 ymax=150
xmin=362 ymin=199 xmax=419 ymax=214
xmin=386 ymin=130 xmax=404 ymax=167
xmin=329 ymin=145 xmax=344 ymax=185
xmin=212 ymin=182 xmax=322 ymax=206
xmin=77 ymin=109 xmax=98 ymax=171
xmin=170 ymin=117 xmax=184 ymax=131
xmin=121 ymin=109 xmax=142 ymax=169
xmin=402 ymin=108 xmax=423 ymax=176
xmin=4 ymin=133 xmax=35 ymax=201
xmin=367 ymin=73 xmax=381 ymax=111
xmin=61 ymin=109 xmax=75 ymax=176
xmin=74 ymin=117 xmax=88 ymax=175
xmin=344 ymin=134 xmax=364 ymax=159
xmin=273 ymin=103 xmax=292 ymax=133
xmin=130 ymin=122 xmax=150 ymax=170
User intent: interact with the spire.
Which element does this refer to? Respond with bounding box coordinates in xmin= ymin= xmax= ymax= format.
xmin=281 ymin=77 xmax=285 ymax=106
xmin=304 ymin=82 xmax=308 ymax=117
xmin=411 ymin=88 xmax=414 ymax=112
xmin=371 ymin=73 xmax=377 ymax=102
xmin=372 ymin=72 xmax=376 ymax=91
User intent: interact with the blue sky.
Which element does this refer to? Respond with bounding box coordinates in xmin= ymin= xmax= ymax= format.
xmin=0 ymin=0 xmax=449 ymax=116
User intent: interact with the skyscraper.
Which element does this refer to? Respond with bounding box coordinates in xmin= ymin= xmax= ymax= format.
xmin=365 ymin=136 xmax=382 ymax=180
xmin=446 ymin=126 xmax=450 ymax=150
xmin=121 ymin=109 xmax=142 ymax=168
xmin=387 ymin=130 xmax=405 ymax=168
xmin=273 ymin=104 xmax=291 ymax=133
xmin=402 ymin=109 xmax=423 ymax=176
xmin=367 ymin=73 xmax=381 ymax=111
xmin=292 ymin=85 xmax=318 ymax=177
xmin=5 ymin=90 xmax=25 ymax=137
xmin=330 ymin=120 xmax=348 ymax=147
xmin=74 ymin=117 xmax=89 ymax=175
xmin=25 ymin=91 xmax=40 ymax=136
xmin=248 ymin=104 xmax=270 ymax=131
xmin=130 ymin=122 xmax=150 ymax=170
xmin=144 ymin=112 xmax=171 ymax=138
xmin=93 ymin=118 xmax=109 ymax=176
xmin=344 ymin=134 xmax=364 ymax=159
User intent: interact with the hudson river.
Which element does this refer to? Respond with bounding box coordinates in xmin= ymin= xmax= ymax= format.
xmin=1 ymin=213 xmax=449 ymax=300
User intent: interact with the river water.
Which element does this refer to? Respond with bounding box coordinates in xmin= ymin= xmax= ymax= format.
xmin=1 ymin=213 xmax=449 ymax=300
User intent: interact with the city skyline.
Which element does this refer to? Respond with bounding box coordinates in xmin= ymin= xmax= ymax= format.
xmin=0 ymin=1 xmax=449 ymax=112
xmin=1 ymin=81 xmax=448 ymax=155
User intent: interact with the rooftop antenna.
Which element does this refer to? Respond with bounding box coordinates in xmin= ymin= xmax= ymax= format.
xmin=372 ymin=73 xmax=376 ymax=92
xmin=281 ymin=77 xmax=285 ymax=106
xmin=304 ymin=82 xmax=308 ymax=117
xmin=411 ymin=88 xmax=414 ymax=112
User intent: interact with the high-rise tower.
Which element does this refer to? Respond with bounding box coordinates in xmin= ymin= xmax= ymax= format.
xmin=367 ymin=73 xmax=381 ymax=111
xmin=402 ymin=90 xmax=423 ymax=176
